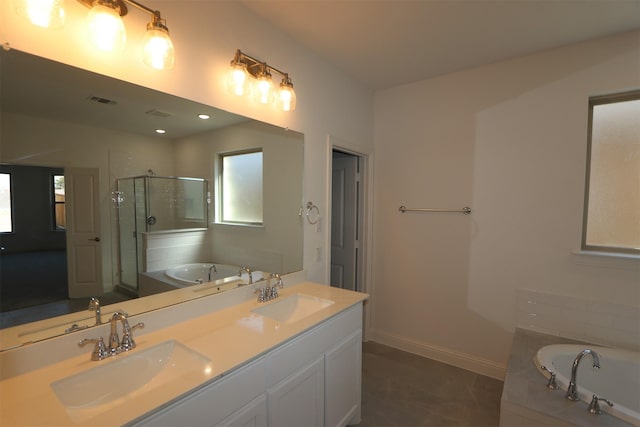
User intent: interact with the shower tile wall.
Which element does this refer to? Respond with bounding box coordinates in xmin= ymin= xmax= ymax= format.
xmin=143 ymin=231 xmax=210 ymax=272
xmin=516 ymin=288 xmax=640 ymax=351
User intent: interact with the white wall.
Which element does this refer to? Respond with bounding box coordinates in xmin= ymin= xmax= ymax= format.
xmin=173 ymin=121 xmax=304 ymax=274
xmin=0 ymin=0 xmax=374 ymax=284
xmin=371 ymin=30 xmax=640 ymax=378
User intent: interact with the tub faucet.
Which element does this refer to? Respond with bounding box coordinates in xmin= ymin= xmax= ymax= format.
xmin=239 ymin=266 xmax=253 ymax=284
xmin=566 ymin=349 xmax=600 ymax=401
xmin=208 ymin=264 xmax=217 ymax=281
xmin=88 ymin=297 xmax=102 ymax=325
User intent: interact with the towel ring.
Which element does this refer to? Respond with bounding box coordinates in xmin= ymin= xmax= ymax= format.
xmin=306 ymin=202 xmax=320 ymax=225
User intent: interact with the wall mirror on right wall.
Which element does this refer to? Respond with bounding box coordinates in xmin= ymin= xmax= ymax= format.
xmin=582 ymin=89 xmax=640 ymax=256
xmin=0 ymin=47 xmax=304 ymax=348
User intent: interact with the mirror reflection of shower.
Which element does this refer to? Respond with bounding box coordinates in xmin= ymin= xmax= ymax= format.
xmin=115 ymin=174 xmax=208 ymax=295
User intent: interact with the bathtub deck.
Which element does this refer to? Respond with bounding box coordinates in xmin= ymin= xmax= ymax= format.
xmin=501 ymin=328 xmax=634 ymax=427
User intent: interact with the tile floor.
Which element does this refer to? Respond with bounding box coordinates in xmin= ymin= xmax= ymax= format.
xmin=360 ymin=341 xmax=503 ymax=427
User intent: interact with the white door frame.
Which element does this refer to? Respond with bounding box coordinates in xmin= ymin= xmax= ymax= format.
xmin=325 ymin=135 xmax=374 ymax=340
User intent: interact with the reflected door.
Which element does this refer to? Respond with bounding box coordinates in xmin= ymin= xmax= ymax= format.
xmin=65 ymin=167 xmax=103 ymax=298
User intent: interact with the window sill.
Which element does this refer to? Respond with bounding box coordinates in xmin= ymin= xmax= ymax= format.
xmin=571 ymin=250 xmax=640 ymax=270
xmin=213 ymin=222 xmax=264 ymax=229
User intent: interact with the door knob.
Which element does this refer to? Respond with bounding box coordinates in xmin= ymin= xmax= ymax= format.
xmin=89 ymin=237 xmax=101 ymax=242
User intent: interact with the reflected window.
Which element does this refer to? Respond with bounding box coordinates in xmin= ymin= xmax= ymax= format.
xmin=220 ymin=150 xmax=263 ymax=224
xmin=52 ymin=174 xmax=65 ymax=230
xmin=0 ymin=173 xmax=12 ymax=233
xmin=582 ymin=90 xmax=640 ymax=255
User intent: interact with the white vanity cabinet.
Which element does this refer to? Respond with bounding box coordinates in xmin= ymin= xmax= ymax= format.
xmin=130 ymin=303 xmax=363 ymax=427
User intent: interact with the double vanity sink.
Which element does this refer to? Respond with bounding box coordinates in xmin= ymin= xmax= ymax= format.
xmin=0 ymin=283 xmax=366 ymax=426
xmin=53 ymin=293 xmax=334 ymax=411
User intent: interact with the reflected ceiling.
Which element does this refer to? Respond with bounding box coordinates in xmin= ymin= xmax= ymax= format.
xmin=1 ymin=49 xmax=248 ymax=138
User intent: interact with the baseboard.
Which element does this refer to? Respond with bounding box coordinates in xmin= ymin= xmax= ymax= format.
xmin=367 ymin=328 xmax=506 ymax=380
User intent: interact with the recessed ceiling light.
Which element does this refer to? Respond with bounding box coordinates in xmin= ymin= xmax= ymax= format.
xmin=198 ymin=114 xmax=210 ymax=120
xmin=155 ymin=129 xmax=166 ymax=134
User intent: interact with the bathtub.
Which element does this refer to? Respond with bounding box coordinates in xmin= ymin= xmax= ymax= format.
xmin=535 ymin=344 xmax=640 ymax=426
xmin=165 ymin=263 xmax=241 ymax=286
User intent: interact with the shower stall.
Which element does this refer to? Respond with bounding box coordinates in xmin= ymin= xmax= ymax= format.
xmin=116 ymin=175 xmax=208 ymax=294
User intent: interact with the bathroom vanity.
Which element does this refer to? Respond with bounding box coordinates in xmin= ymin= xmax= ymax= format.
xmin=0 ymin=281 xmax=367 ymax=426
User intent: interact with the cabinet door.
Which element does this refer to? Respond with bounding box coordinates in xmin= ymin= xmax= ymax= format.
xmin=268 ymin=356 xmax=324 ymax=427
xmin=132 ymin=357 xmax=265 ymax=427
xmin=214 ymin=395 xmax=267 ymax=427
xmin=325 ymin=330 xmax=362 ymax=427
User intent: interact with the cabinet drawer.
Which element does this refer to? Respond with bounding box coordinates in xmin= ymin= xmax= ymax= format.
xmin=266 ymin=304 xmax=362 ymax=387
xmin=133 ymin=357 xmax=266 ymax=427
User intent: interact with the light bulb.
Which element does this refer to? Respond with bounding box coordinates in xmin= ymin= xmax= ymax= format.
xmin=253 ymin=72 xmax=274 ymax=105
xmin=277 ymin=80 xmax=296 ymax=112
xmin=228 ymin=62 xmax=250 ymax=97
xmin=16 ymin=0 xmax=65 ymax=29
xmin=87 ymin=2 xmax=126 ymax=52
xmin=142 ymin=21 xmax=175 ymax=70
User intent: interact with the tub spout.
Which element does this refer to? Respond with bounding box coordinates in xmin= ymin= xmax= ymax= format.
xmin=566 ymin=349 xmax=600 ymax=401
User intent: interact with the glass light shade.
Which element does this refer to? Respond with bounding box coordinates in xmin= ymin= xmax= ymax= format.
xmin=277 ymin=83 xmax=297 ymax=112
xmin=253 ymin=74 xmax=274 ymax=105
xmin=228 ymin=63 xmax=250 ymax=97
xmin=16 ymin=0 xmax=65 ymax=29
xmin=87 ymin=3 xmax=126 ymax=52
xmin=142 ymin=27 xmax=175 ymax=70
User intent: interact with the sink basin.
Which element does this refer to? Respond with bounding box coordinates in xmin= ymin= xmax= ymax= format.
xmin=51 ymin=340 xmax=210 ymax=413
xmin=251 ymin=294 xmax=334 ymax=324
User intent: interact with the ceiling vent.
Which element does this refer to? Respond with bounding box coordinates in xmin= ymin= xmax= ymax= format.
xmin=145 ymin=108 xmax=173 ymax=118
xmin=87 ymin=95 xmax=117 ymax=105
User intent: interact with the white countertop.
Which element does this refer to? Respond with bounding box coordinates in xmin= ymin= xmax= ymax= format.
xmin=0 ymin=282 xmax=368 ymax=427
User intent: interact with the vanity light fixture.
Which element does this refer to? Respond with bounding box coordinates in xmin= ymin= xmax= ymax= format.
xmin=86 ymin=0 xmax=126 ymax=52
xmin=228 ymin=49 xmax=297 ymax=112
xmin=15 ymin=0 xmax=175 ymax=69
xmin=79 ymin=0 xmax=175 ymax=69
xmin=15 ymin=0 xmax=66 ymax=29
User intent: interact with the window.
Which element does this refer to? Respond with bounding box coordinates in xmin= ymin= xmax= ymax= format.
xmin=0 ymin=173 xmax=12 ymax=233
xmin=219 ymin=150 xmax=263 ymax=224
xmin=582 ymin=90 xmax=640 ymax=255
xmin=52 ymin=174 xmax=66 ymax=230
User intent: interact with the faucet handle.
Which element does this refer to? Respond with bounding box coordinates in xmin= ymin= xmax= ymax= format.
xmin=540 ymin=366 xmax=559 ymax=390
xmin=120 ymin=322 xmax=145 ymax=351
xmin=588 ymin=394 xmax=614 ymax=415
xmin=78 ymin=337 xmax=109 ymax=361
xmin=254 ymin=287 xmax=267 ymax=302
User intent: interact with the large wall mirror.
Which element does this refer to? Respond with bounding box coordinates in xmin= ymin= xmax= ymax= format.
xmin=0 ymin=48 xmax=304 ymax=349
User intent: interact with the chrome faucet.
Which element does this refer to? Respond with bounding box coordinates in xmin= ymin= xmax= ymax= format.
xmin=108 ymin=311 xmax=144 ymax=355
xmin=254 ymin=273 xmax=284 ymax=303
xmin=239 ymin=266 xmax=253 ymax=284
xmin=566 ymin=349 xmax=600 ymax=401
xmin=267 ymin=273 xmax=284 ymax=299
xmin=78 ymin=312 xmax=144 ymax=361
xmin=88 ymin=297 xmax=102 ymax=325
xmin=208 ymin=264 xmax=217 ymax=281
